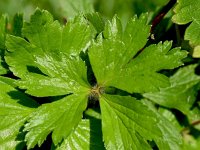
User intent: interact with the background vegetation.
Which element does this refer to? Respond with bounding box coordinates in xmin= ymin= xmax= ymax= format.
xmin=0 ymin=0 xmax=200 ymax=149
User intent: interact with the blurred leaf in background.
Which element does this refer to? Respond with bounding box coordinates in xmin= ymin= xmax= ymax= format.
xmin=48 ymin=0 xmax=94 ymax=20
xmin=94 ymin=0 xmax=169 ymax=26
xmin=0 ymin=0 xmax=170 ymax=24
xmin=0 ymin=0 xmax=94 ymax=22
xmin=0 ymin=0 xmax=36 ymax=21
xmin=0 ymin=15 xmax=8 ymax=75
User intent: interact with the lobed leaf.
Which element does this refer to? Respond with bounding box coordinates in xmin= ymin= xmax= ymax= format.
xmin=24 ymin=93 xmax=88 ymax=148
xmin=89 ymin=14 xmax=150 ymax=86
xmin=89 ymin=14 xmax=187 ymax=93
xmin=2 ymin=8 xmax=190 ymax=150
xmin=6 ymin=9 xmax=92 ymax=97
xmin=109 ymin=41 xmax=188 ymax=93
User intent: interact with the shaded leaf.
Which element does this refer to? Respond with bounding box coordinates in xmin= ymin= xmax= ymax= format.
xmin=56 ymin=119 xmax=104 ymax=150
xmin=144 ymin=64 xmax=200 ymax=114
xmin=85 ymin=12 xmax=105 ymax=34
xmin=173 ymin=0 xmax=200 ymax=46
xmin=12 ymin=13 xmax=23 ymax=36
xmin=0 ymin=15 xmax=8 ymax=75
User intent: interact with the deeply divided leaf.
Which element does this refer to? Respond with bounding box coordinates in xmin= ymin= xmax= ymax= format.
xmin=6 ymin=9 xmax=92 ymax=97
xmin=24 ymin=93 xmax=88 ymax=148
xmin=89 ymin=14 xmax=187 ymax=93
xmin=89 ymin=14 xmax=150 ymax=86
xmin=2 ymin=8 xmax=190 ymax=150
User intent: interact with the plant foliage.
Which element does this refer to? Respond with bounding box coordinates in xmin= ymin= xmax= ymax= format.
xmin=173 ymin=0 xmax=200 ymax=46
xmin=0 ymin=0 xmax=200 ymax=149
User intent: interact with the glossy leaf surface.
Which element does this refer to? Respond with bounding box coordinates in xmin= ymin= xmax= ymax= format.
xmin=0 ymin=80 xmax=38 ymax=149
xmin=100 ymin=94 xmax=182 ymax=150
xmin=24 ymin=93 xmax=88 ymax=148
xmin=89 ymin=14 xmax=187 ymax=93
xmin=56 ymin=119 xmax=104 ymax=150
xmin=6 ymin=9 xmax=91 ymax=97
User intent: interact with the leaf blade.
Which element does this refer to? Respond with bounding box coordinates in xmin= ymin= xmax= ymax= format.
xmin=100 ymin=94 xmax=182 ymax=150
xmin=6 ymin=9 xmax=91 ymax=97
xmin=24 ymin=93 xmax=88 ymax=148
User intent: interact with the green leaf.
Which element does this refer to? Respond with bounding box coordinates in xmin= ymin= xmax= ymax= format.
xmin=84 ymin=108 xmax=101 ymax=120
xmin=89 ymin=14 xmax=150 ymax=85
xmin=187 ymin=104 xmax=200 ymax=124
xmin=6 ymin=9 xmax=92 ymax=97
xmin=0 ymin=63 xmax=6 ymax=75
xmin=0 ymin=0 xmax=94 ymax=21
xmin=12 ymin=13 xmax=23 ymax=36
xmin=141 ymin=99 xmax=184 ymax=150
xmin=2 ymin=8 xmax=191 ymax=150
xmin=172 ymin=0 xmax=200 ymax=46
xmin=0 ymin=0 xmax=36 ymax=21
xmin=0 ymin=76 xmax=18 ymax=87
xmin=0 ymin=15 xmax=6 ymax=50
xmin=89 ymin=14 xmax=187 ymax=93
xmin=100 ymin=94 xmax=182 ymax=150
xmin=0 ymin=15 xmax=8 ymax=75
xmin=0 ymin=80 xmax=38 ymax=149
xmin=144 ymin=64 xmax=200 ymax=114
xmin=5 ymin=8 xmax=93 ymax=149
xmin=22 ymin=9 xmax=61 ymax=52
xmin=5 ymin=35 xmax=37 ymax=78
xmin=24 ymin=93 xmax=88 ymax=148
xmin=158 ymin=107 xmax=182 ymax=131
xmin=148 ymin=108 xmax=183 ymax=150
xmin=48 ymin=0 xmax=94 ymax=20
xmin=56 ymin=119 xmax=104 ymax=150
xmin=85 ymin=12 xmax=105 ymax=34
xmin=110 ymin=41 xmax=187 ymax=93
xmin=17 ymin=56 xmax=90 ymax=96
xmin=192 ymin=45 xmax=200 ymax=58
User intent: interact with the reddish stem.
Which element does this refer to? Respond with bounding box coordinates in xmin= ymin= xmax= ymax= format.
xmin=133 ymin=0 xmax=177 ymax=58
xmin=151 ymin=0 xmax=177 ymax=33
